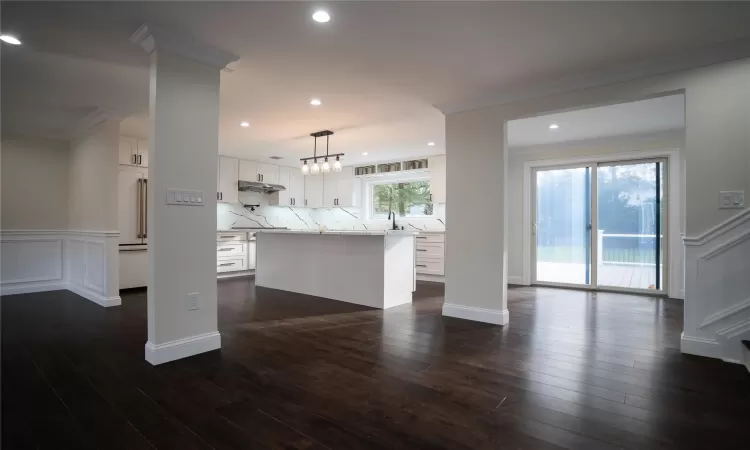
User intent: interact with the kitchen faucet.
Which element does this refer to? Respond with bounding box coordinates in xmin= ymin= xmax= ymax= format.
xmin=388 ymin=212 xmax=399 ymax=230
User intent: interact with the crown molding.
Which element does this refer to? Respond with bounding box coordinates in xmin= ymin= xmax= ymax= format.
xmin=68 ymin=107 xmax=124 ymax=140
xmin=438 ymin=35 xmax=750 ymax=115
xmin=130 ymin=23 xmax=239 ymax=70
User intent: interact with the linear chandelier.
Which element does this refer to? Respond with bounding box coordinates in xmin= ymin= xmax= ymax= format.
xmin=301 ymin=130 xmax=343 ymax=175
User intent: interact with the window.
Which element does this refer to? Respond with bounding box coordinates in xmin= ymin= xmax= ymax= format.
xmin=370 ymin=178 xmax=433 ymax=218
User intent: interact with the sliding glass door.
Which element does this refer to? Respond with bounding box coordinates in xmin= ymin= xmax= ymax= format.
xmin=596 ymin=161 xmax=664 ymax=291
xmin=533 ymin=159 xmax=665 ymax=293
xmin=534 ymin=166 xmax=593 ymax=286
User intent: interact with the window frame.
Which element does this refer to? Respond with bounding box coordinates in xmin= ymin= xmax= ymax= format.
xmin=364 ymin=173 xmax=434 ymax=220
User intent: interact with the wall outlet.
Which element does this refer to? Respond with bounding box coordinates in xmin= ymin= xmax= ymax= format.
xmin=719 ymin=191 xmax=745 ymax=209
xmin=186 ymin=292 xmax=200 ymax=311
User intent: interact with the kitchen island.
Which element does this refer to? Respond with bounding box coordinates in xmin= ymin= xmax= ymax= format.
xmin=255 ymin=230 xmax=417 ymax=309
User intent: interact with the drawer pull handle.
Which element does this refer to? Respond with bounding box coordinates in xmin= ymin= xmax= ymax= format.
xmin=416 ymin=264 xmax=428 ymax=267
xmin=417 ymin=249 xmax=427 ymax=252
xmin=220 ymin=235 xmax=236 ymax=238
xmin=416 ymin=237 xmax=427 ymax=239
xmin=218 ymin=263 xmax=234 ymax=267
xmin=218 ymin=248 xmax=233 ymax=251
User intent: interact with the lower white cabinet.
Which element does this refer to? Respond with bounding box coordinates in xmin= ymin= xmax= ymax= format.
xmin=217 ymin=232 xmax=257 ymax=276
xmin=415 ymin=232 xmax=445 ymax=277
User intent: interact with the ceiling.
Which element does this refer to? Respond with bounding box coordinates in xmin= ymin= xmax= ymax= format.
xmin=2 ymin=2 xmax=749 ymax=166
xmin=508 ymin=94 xmax=685 ymax=149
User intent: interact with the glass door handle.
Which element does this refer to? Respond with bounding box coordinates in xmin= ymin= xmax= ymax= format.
xmin=532 ymin=222 xmax=538 ymax=235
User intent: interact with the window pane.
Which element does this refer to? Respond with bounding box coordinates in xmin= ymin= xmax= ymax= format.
xmin=372 ymin=180 xmax=433 ymax=217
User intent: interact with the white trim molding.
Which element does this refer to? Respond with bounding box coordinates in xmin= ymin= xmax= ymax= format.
xmin=681 ymin=208 xmax=750 ymax=363
xmin=130 ymin=24 xmax=239 ymax=70
xmin=442 ymin=303 xmax=509 ymax=326
xmin=145 ymin=331 xmax=222 ymax=366
xmin=1 ymin=230 xmax=120 ymax=307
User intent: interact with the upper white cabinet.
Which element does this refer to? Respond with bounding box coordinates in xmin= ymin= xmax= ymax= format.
xmin=428 ymin=155 xmax=446 ymax=204
xmin=304 ymin=174 xmax=324 ymax=208
xmin=271 ymin=166 xmax=305 ymax=207
xmin=217 ymin=156 xmax=238 ymax=203
xmin=321 ymin=167 xmax=360 ymax=207
xmin=119 ymin=137 xmax=149 ymax=167
xmin=238 ymin=160 xmax=258 ymax=182
xmin=238 ymin=160 xmax=278 ymax=184
xmin=258 ymin=164 xmax=279 ymax=185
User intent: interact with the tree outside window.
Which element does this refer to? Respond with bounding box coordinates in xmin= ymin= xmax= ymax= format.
xmin=372 ymin=180 xmax=433 ymax=218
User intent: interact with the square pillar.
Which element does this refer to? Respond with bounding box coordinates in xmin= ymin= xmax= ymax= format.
xmin=131 ymin=25 xmax=238 ymax=365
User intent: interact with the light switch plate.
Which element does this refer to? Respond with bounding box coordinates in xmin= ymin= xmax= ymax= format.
xmin=167 ymin=189 xmax=205 ymax=206
xmin=719 ymin=191 xmax=744 ymax=209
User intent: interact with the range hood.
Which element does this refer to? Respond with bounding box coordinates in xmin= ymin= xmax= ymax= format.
xmin=237 ymin=180 xmax=286 ymax=194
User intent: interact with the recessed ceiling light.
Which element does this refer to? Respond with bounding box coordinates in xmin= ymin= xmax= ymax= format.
xmin=361 ymin=152 xmax=369 ymax=156
xmin=0 ymin=35 xmax=21 ymax=45
xmin=240 ymin=121 xmax=250 ymax=127
xmin=310 ymin=98 xmax=322 ymax=106
xmin=549 ymin=124 xmax=559 ymax=129
xmin=312 ymin=10 xmax=330 ymax=23
xmin=427 ymin=142 xmax=435 ymax=146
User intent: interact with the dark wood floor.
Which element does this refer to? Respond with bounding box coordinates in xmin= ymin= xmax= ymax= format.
xmin=3 ymin=279 xmax=750 ymax=449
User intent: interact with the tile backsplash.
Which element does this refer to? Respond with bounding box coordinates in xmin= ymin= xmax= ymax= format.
xmin=217 ymin=191 xmax=445 ymax=231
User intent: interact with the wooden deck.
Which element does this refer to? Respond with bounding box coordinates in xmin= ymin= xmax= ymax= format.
xmin=537 ymin=262 xmax=660 ymax=290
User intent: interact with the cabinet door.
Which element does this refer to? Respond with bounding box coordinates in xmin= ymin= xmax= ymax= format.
xmin=238 ymin=160 xmax=258 ymax=182
xmin=137 ymin=140 xmax=149 ymax=167
xmin=335 ymin=167 xmax=360 ymax=207
xmin=272 ymin=166 xmax=292 ymax=206
xmin=428 ymin=155 xmax=446 ymax=203
xmin=259 ymin=163 xmax=279 ymax=184
xmin=322 ymin=173 xmax=338 ymax=207
xmin=288 ymin=169 xmax=305 ymax=207
xmin=247 ymin=241 xmax=256 ymax=269
xmin=304 ymin=174 xmax=324 ymax=208
xmin=118 ymin=170 xmax=144 ymax=245
xmin=119 ymin=137 xmax=137 ymax=166
xmin=218 ymin=156 xmax=239 ymax=203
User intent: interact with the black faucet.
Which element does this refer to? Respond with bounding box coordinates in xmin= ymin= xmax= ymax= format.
xmin=388 ymin=212 xmax=399 ymax=230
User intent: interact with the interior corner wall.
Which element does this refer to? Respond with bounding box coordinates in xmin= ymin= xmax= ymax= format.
xmin=1 ymin=137 xmax=71 ymax=230
xmin=68 ymin=120 xmax=119 ymax=231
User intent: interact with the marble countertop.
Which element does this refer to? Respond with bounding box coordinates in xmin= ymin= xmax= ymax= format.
xmin=255 ymin=229 xmax=419 ymax=236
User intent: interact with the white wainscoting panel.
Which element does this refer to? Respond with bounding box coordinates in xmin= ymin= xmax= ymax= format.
xmin=0 ymin=234 xmax=65 ymax=294
xmin=682 ymin=209 xmax=750 ymax=363
xmin=0 ymin=230 xmax=120 ymax=307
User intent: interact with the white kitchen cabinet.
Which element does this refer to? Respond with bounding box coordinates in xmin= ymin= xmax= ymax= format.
xmin=322 ymin=167 xmax=360 ymax=207
xmin=258 ymin=163 xmax=279 ymax=185
xmin=238 ymin=160 xmax=258 ymax=182
xmin=304 ymin=174 xmax=324 ymax=208
xmin=217 ymin=156 xmax=238 ymax=203
xmin=119 ymin=136 xmax=148 ymax=167
xmin=415 ymin=231 xmax=445 ymax=277
xmin=136 ymin=139 xmax=149 ymax=168
xmin=428 ymin=155 xmax=446 ymax=204
xmin=271 ymin=166 xmax=305 ymax=206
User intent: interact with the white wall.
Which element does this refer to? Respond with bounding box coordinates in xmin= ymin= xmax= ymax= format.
xmin=445 ymin=56 xmax=750 ymax=361
xmin=506 ymin=129 xmax=685 ymax=283
xmin=69 ymin=120 xmax=119 ymax=231
xmin=1 ymin=137 xmax=70 ymax=230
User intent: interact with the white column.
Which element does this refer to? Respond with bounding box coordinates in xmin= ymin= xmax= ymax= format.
xmin=443 ymin=108 xmax=509 ymax=325
xmin=131 ymin=25 xmax=238 ymax=365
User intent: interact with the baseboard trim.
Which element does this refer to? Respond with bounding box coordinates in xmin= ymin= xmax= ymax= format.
xmin=67 ymin=283 xmax=121 ymax=307
xmin=145 ymin=331 xmax=222 ymax=366
xmin=507 ymin=276 xmax=527 ymax=285
xmin=0 ymin=281 xmax=67 ymax=296
xmin=442 ymin=303 xmax=509 ymax=326
xmin=680 ymin=332 xmax=721 ymax=359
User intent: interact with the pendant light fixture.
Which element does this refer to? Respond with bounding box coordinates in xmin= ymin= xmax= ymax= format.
xmin=301 ymin=130 xmax=344 ymax=175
